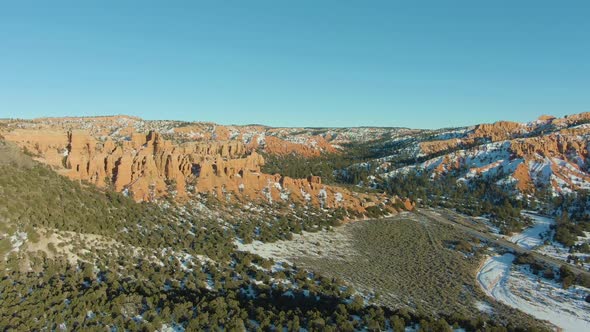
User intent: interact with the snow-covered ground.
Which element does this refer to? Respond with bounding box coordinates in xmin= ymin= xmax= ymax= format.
xmin=9 ymin=231 xmax=28 ymax=252
xmin=234 ymin=228 xmax=356 ymax=266
xmin=536 ymin=232 xmax=590 ymax=271
xmin=477 ymin=254 xmax=590 ymax=332
xmin=506 ymin=212 xmax=553 ymax=250
xmin=506 ymin=212 xmax=590 ymax=270
xmin=536 ymin=241 xmax=572 ymax=262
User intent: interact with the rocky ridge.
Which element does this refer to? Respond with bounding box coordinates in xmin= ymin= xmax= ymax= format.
xmin=2 ymin=116 xmax=416 ymax=156
xmin=1 ymin=121 xmax=410 ymax=214
xmin=382 ymin=113 xmax=590 ymax=196
xmin=4 ymin=112 xmax=589 ymax=206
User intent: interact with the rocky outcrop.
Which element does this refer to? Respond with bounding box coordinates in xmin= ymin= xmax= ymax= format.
xmin=2 ymin=129 xmax=69 ymax=167
xmin=1 ymin=128 xmax=406 ymax=214
xmin=416 ymin=129 xmax=590 ymax=195
xmin=553 ymin=112 xmax=590 ymax=127
xmin=513 ymin=162 xmax=534 ymax=193
xmin=538 ymin=115 xmax=556 ymax=121
xmin=419 ymin=121 xmax=528 ymax=156
xmin=419 ymin=139 xmax=462 ymax=156
xmin=472 ymin=121 xmax=525 ymax=142
xmin=510 ymin=134 xmax=588 ymax=159
xmin=173 ymin=124 xmax=338 ymax=157
xmin=511 ymin=134 xmax=590 ymax=193
xmin=418 ymin=113 xmax=590 ymax=158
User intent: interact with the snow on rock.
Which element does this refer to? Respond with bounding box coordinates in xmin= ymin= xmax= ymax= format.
xmin=256 ymin=133 xmax=266 ymax=146
xmin=300 ymin=188 xmax=311 ymax=202
xmin=280 ymin=190 xmax=290 ymax=201
xmin=529 ymin=158 xmax=553 ymax=184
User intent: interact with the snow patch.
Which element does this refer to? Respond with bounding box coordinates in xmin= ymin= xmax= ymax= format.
xmin=506 ymin=212 xmax=554 ymax=250
xmin=477 ymin=254 xmax=590 ymax=332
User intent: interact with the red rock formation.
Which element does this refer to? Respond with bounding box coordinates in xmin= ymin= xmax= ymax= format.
xmin=513 ymin=162 xmax=534 ymax=192
xmin=510 ymin=134 xmax=588 ymax=159
xmin=425 ymin=130 xmax=590 ymax=194
xmin=553 ymin=112 xmax=590 ymax=127
xmin=403 ymin=198 xmax=415 ymax=211
xmin=538 ymin=115 xmax=556 ymax=121
xmin=175 ymin=124 xmax=339 ymax=157
xmin=419 ymin=113 xmax=590 ymax=157
xmin=1 ymin=128 xmax=406 ymax=214
xmin=419 ymin=139 xmax=462 ymax=156
xmin=2 ymin=129 xmax=69 ymax=167
xmin=472 ymin=121 xmax=525 ymax=142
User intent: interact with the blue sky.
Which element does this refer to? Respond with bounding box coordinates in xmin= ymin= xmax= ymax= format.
xmin=0 ymin=1 xmax=588 ymax=128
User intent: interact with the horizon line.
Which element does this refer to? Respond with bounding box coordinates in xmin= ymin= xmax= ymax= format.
xmin=3 ymin=111 xmax=588 ymax=131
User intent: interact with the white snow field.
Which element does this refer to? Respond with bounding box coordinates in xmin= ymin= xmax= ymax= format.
xmin=508 ymin=212 xmax=590 ymax=270
xmin=506 ymin=212 xmax=553 ymax=250
xmin=477 ymin=254 xmax=590 ymax=332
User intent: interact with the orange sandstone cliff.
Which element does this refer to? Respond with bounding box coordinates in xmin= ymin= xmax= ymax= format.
xmin=2 ymin=127 xmax=408 ymax=214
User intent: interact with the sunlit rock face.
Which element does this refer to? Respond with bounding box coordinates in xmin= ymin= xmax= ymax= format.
xmin=1 ymin=117 xmax=407 ymax=215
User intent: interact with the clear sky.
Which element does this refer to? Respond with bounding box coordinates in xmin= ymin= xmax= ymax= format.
xmin=0 ymin=1 xmax=589 ymax=128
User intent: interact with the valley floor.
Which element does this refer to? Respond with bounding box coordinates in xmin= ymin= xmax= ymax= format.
xmin=237 ymin=211 xmax=547 ymax=329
